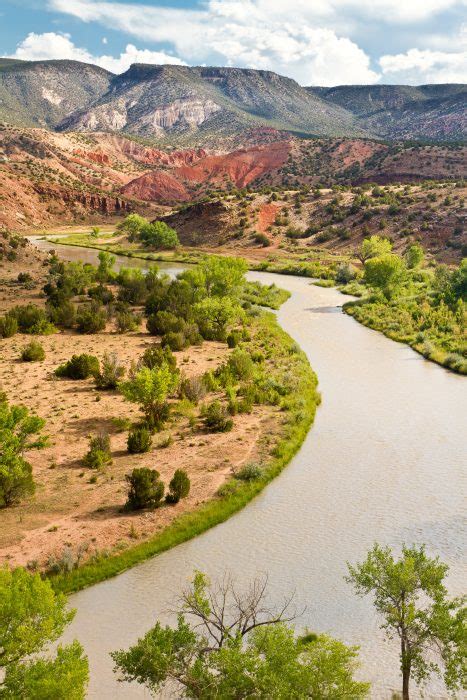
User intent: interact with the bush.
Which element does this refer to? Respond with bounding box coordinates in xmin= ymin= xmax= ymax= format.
xmin=8 ymin=305 xmax=55 ymax=335
xmin=253 ymin=232 xmax=271 ymax=247
xmin=179 ymin=375 xmax=207 ymax=404
xmin=139 ymin=221 xmax=179 ymax=249
xmin=235 ymin=463 xmax=263 ymax=481
xmin=227 ymin=330 xmax=242 ymax=348
xmin=94 ymin=353 xmax=125 ymax=389
xmin=83 ymin=433 xmax=112 ymax=469
xmin=47 ymin=300 xmax=76 ymax=329
xmin=127 ymin=427 xmax=152 ymax=454
xmin=141 ymin=344 xmax=177 ymax=371
xmin=0 ymin=315 xmax=18 ymax=338
xmin=76 ymin=304 xmax=107 ymax=334
xmin=161 ymin=331 xmax=188 ymax=351
xmin=146 ymin=310 xmax=184 ymax=336
xmin=166 ymin=469 xmax=190 ymax=504
xmin=116 ymin=310 xmax=141 ymax=333
xmin=125 ymin=468 xmax=164 ymax=510
xmin=202 ymin=400 xmax=233 ymax=432
xmin=88 ymin=284 xmax=114 ymax=305
xmin=335 ymin=263 xmax=357 ymax=285
xmin=20 ymin=340 xmax=45 ymax=362
xmin=55 ymin=354 xmax=100 ymax=380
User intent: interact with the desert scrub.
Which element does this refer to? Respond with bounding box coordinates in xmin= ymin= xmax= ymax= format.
xmin=83 ymin=433 xmax=112 ymax=469
xmin=20 ymin=340 xmax=45 ymax=362
xmin=55 ymin=354 xmax=100 ymax=380
xmin=49 ymin=309 xmax=319 ymax=594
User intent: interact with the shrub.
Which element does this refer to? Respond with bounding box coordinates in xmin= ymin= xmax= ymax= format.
xmin=55 ymin=354 xmax=100 ymax=380
xmin=335 ymin=263 xmax=357 ymax=285
xmin=139 ymin=221 xmax=179 ymax=249
xmin=88 ymin=284 xmax=114 ymax=305
xmin=166 ymin=469 xmax=190 ymax=504
xmin=94 ymin=353 xmax=125 ymax=389
xmin=235 ymin=463 xmax=263 ymax=481
xmin=202 ymin=400 xmax=233 ymax=432
xmin=141 ymin=344 xmax=177 ymax=371
xmin=8 ymin=305 xmax=55 ymax=335
xmin=127 ymin=427 xmax=152 ymax=454
xmin=119 ymin=364 xmax=179 ymax=431
xmin=253 ymin=232 xmax=271 ymax=247
xmin=20 ymin=340 xmax=45 ymax=362
xmin=116 ymin=310 xmax=141 ymax=333
xmin=17 ymin=272 xmax=33 ymax=285
xmin=0 ymin=315 xmax=18 ymax=338
xmin=47 ymin=300 xmax=76 ymax=329
xmin=83 ymin=433 xmax=112 ymax=469
xmin=125 ymin=468 xmax=164 ymax=510
xmin=226 ymin=330 xmax=242 ymax=348
xmin=146 ymin=310 xmax=184 ymax=336
xmin=161 ymin=331 xmax=188 ymax=351
xmin=179 ymin=375 xmax=207 ymax=404
xmin=76 ymin=304 xmax=107 ymax=334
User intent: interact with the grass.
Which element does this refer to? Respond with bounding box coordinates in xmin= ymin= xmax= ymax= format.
xmin=49 ymin=311 xmax=320 ymax=594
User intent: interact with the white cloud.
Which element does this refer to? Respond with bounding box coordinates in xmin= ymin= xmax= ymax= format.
xmin=380 ymin=47 xmax=467 ymax=83
xmin=9 ymin=31 xmax=186 ymax=73
xmin=46 ymin=0 xmax=379 ymax=84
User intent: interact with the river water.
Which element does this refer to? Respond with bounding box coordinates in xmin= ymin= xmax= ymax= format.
xmin=33 ymin=240 xmax=467 ymax=699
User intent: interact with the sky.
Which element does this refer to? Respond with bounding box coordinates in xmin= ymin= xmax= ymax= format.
xmin=1 ymin=0 xmax=466 ymax=86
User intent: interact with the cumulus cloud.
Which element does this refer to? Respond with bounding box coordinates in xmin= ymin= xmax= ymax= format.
xmin=9 ymin=31 xmax=186 ymax=73
xmin=380 ymin=47 xmax=467 ymax=83
xmin=46 ymin=0 xmax=379 ymax=84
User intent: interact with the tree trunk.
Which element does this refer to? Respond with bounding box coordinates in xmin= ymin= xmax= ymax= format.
xmin=402 ymin=667 xmax=410 ymax=700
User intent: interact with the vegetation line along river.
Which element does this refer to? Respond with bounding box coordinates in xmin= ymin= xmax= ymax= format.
xmin=32 ymin=239 xmax=466 ymax=700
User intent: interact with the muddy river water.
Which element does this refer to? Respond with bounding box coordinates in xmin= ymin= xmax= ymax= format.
xmin=32 ymin=240 xmax=467 ymax=698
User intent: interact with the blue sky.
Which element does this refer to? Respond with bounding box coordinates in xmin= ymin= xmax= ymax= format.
xmin=1 ymin=0 xmax=466 ymax=85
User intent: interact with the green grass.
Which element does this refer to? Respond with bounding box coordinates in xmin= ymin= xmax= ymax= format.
xmin=49 ymin=311 xmax=319 ymax=594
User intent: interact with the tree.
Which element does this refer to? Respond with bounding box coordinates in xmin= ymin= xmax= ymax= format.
xmin=112 ymin=570 xmax=369 ymax=698
xmin=200 ymin=255 xmax=247 ymax=297
xmin=364 ymin=253 xmax=406 ymax=299
xmin=0 ymin=566 xmax=89 ymax=698
xmin=193 ymin=297 xmax=243 ymax=341
xmin=346 ymin=543 xmax=466 ymax=700
xmin=119 ymin=363 xmax=179 ymax=430
xmin=117 ymin=213 xmax=148 ymax=240
xmin=405 ymin=243 xmax=424 ymax=269
xmin=166 ymin=468 xmax=190 ymax=503
xmin=139 ymin=221 xmax=179 ymax=250
xmin=0 ymin=396 xmax=47 ymax=507
xmin=357 ymin=235 xmax=392 ymax=264
xmin=125 ymin=467 xmax=164 ymax=510
xmin=90 ymin=226 xmax=101 ymax=238
xmin=96 ymin=250 xmax=115 ymax=282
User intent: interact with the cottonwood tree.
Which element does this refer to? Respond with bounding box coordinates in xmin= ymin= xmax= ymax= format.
xmin=0 ymin=567 xmax=89 ymax=698
xmin=357 ymin=235 xmax=392 ymax=264
xmin=112 ymin=570 xmax=369 ymax=698
xmin=0 ymin=395 xmax=47 ymax=507
xmin=364 ymin=253 xmax=406 ymax=299
xmin=346 ymin=543 xmax=466 ymax=700
xmin=119 ymin=363 xmax=179 ymax=430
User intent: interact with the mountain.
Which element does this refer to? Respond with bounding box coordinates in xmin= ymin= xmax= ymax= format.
xmin=0 ymin=59 xmax=112 ymax=128
xmin=58 ymin=63 xmax=363 ymax=141
xmin=308 ymin=84 xmax=467 ymax=141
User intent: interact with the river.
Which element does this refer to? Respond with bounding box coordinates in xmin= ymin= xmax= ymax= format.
xmin=32 ymin=239 xmax=467 ymax=699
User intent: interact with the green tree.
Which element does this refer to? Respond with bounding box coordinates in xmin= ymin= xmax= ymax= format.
xmin=346 ymin=543 xmax=466 ymax=700
xmin=125 ymin=467 xmax=164 ymax=510
xmin=90 ymin=226 xmax=101 ymax=238
xmin=112 ymin=571 xmax=369 ymax=698
xmin=193 ymin=297 xmax=243 ymax=341
xmin=96 ymin=250 xmax=116 ymax=282
xmin=0 ymin=567 xmax=89 ymax=698
xmin=201 ymin=255 xmax=248 ymax=297
xmin=0 ymin=396 xmax=47 ymax=507
xmin=364 ymin=253 xmax=406 ymax=299
xmin=119 ymin=363 xmax=179 ymax=430
xmin=404 ymin=243 xmax=425 ymax=269
xmin=357 ymin=235 xmax=392 ymax=264
xmin=166 ymin=468 xmax=190 ymax=503
xmin=117 ymin=213 xmax=148 ymax=240
xmin=139 ymin=221 xmax=179 ymax=249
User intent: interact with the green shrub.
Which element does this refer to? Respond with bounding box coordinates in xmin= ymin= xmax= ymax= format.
xmin=141 ymin=345 xmax=177 ymax=371
xmin=88 ymin=284 xmax=114 ymax=305
xmin=125 ymin=468 xmax=164 ymax=510
xmin=20 ymin=340 xmax=45 ymax=362
xmin=235 ymin=463 xmax=263 ymax=481
xmin=55 ymin=354 xmax=100 ymax=380
xmin=166 ymin=469 xmax=190 ymax=504
xmin=146 ymin=310 xmax=184 ymax=336
xmin=116 ymin=310 xmax=141 ymax=333
xmin=335 ymin=263 xmax=357 ymax=285
xmin=226 ymin=330 xmax=241 ymax=348
xmin=83 ymin=433 xmax=112 ymax=469
xmin=161 ymin=331 xmax=188 ymax=351
xmin=253 ymin=232 xmax=271 ymax=247
xmin=76 ymin=304 xmax=106 ymax=334
xmin=127 ymin=427 xmax=152 ymax=454
xmin=0 ymin=315 xmax=18 ymax=338
xmin=47 ymin=300 xmax=76 ymax=329
xmin=8 ymin=305 xmax=55 ymax=335
xmin=94 ymin=353 xmax=125 ymax=389
xmin=202 ymin=400 xmax=233 ymax=432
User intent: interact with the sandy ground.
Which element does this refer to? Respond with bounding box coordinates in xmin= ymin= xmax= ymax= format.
xmin=0 ymin=249 xmax=280 ymax=570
